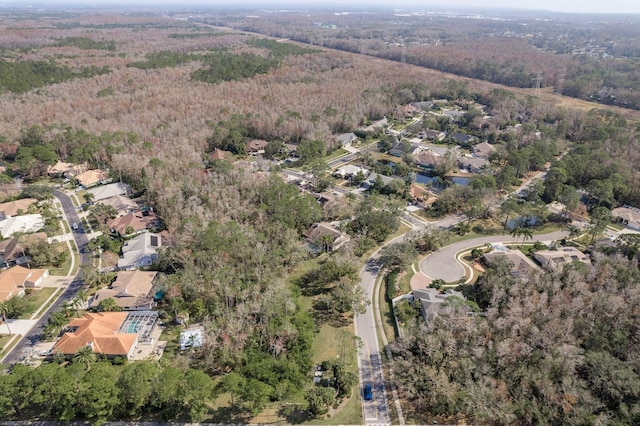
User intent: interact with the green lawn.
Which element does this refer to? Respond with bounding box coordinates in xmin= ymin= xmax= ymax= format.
xmin=379 ymin=276 xmax=398 ymax=343
xmin=0 ymin=335 xmax=20 ymax=357
xmin=323 ymin=148 xmax=349 ymax=162
xmin=397 ymin=266 xmax=415 ymax=295
xmin=19 ymin=287 xmax=58 ymax=319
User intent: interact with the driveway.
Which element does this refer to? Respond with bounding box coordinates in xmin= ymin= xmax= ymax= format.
xmin=419 ymin=230 xmax=568 ymax=283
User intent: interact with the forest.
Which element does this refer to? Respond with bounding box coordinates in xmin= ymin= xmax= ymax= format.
xmin=392 ymin=255 xmax=640 ymax=425
xmin=1 ymin=5 xmax=640 ymax=425
xmin=204 ymin=9 xmax=640 ymax=109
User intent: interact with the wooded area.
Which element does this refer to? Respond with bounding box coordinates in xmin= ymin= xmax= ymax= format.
xmin=1 ymin=6 xmax=640 ymax=425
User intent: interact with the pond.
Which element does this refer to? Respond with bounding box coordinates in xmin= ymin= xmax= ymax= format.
xmin=415 ymin=172 xmax=470 ymax=188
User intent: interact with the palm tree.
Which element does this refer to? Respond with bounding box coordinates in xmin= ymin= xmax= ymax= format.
xmin=60 ymin=301 xmax=73 ymax=318
xmin=510 ymin=226 xmax=523 ymax=243
xmin=0 ymin=302 xmax=12 ymax=336
xmin=320 ymin=234 xmax=334 ymax=252
xmin=97 ymin=297 xmax=121 ymax=312
xmin=520 ymin=227 xmax=533 ymax=243
xmin=73 ymin=345 xmax=96 ymax=370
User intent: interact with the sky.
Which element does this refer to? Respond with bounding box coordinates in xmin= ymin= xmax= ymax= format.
xmin=4 ymin=0 xmax=640 ymax=15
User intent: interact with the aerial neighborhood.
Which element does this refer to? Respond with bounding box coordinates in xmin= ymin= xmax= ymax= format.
xmin=0 ymin=4 xmax=640 ymax=425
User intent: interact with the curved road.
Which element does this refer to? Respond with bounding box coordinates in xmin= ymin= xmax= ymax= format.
xmin=420 ymin=230 xmax=569 ymax=282
xmin=2 ymin=190 xmax=91 ymax=366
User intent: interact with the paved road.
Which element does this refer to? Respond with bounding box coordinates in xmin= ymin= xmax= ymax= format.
xmin=419 ymin=230 xmax=569 ymax=282
xmin=355 ymin=258 xmax=392 ymax=425
xmin=2 ymin=190 xmax=91 ymax=366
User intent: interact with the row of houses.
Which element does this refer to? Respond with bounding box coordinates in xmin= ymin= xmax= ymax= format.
xmin=390 ymin=140 xmax=496 ymax=173
xmin=483 ymin=245 xmax=591 ymax=276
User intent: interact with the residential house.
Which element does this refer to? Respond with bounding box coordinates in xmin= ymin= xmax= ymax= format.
xmin=209 ymin=148 xmax=226 ymax=161
xmin=180 ymin=326 xmax=205 ymax=350
xmin=96 ymin=195 xmax=139 ymax=217
xmin=414 ymin=151 xmax=442 ymax=170
xmin=88 ymin=182 xmax=132 ymax=202
xmin=483 ymin=247 xmax=538 ymax=277
xmin=246 ymin=139 xmax=269 ymax=154
xmin=457 ymin=157 xmax=488 ymax=173
xmin=442 ymin=109 xmax=465 ymax=122
xmin=0 ymin=238 xmax=28 ymax=269
xmin=75 ymin=169 xmax=109 ymax=188
xmin=47 ymin=161 xmax=88 ymax=178
xmin=412 ymin=288 xmax=472 ymax=324
xmin=612 ymin=206 xmax=640 ymax=231
xmin=0 ymin=265 xmax=48 ymax=302
xmin=533 ymin=247 xmax=591 ymax=271
xmin=336 ymin=132 xmax=358 ymax=146
xmin=473 ymin=141 xmax=497 ymax=159
xmin=0 ymin=198 xmax=37 ymax=219
xmin=108 ymin=211 xmax=159 ymax=237
xmin=450 ymin=133 xmax=477 ymax=145
xmin=333 ymin=165 xmax=369 ymax=180
xmin=361 ymin=173 xmax=395 ymax=190
xmin=304 ymin=222 xmax=351 ymax=252
xmin=409 ymin=184 xmax=433 ymax=207
xmin=90 ymin=271 xmax=157 ymax=311
xmin=422 ymin=129 xmax=446 ymax=142
xmin=411 ymin=101 xmax=435 ymax=110
xmin=0 ymin=214 xmax=44 ymax=238
xmin=52 ymin=312 xmax=138 ymax=360
xmin=389 ymin=142 xmax=420 ymax=157
xmin=118 ymin=232 xmax=162 ymax=270
xmin=404 ymin=104 xmax=421 ymax=117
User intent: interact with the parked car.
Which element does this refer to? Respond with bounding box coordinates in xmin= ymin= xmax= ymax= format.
xmin=363 ymin=384 xmax=373 ymax=401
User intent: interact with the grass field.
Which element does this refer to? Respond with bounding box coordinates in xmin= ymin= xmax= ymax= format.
xmin=19 ymin=287 xmax=58 ymax=319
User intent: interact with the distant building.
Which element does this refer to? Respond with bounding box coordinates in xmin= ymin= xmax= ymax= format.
xmin=533 ymin=247 xmax=591 ymax=271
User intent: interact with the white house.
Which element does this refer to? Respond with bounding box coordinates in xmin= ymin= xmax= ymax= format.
xmin=0 ymin=214 xmax=44 ymax=238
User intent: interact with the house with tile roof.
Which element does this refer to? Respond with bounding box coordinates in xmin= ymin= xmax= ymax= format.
xmin=0 ymin=265 xmax=49 ymax=301
xmin=246 ymin=139 xmax=269 ymax=154
xmin=96 ymin=194 xmax=139 ymax=217
xmin=90 ymin=271 xmax=157 ymax=311
xmin=0 ymin=198 xmax=37 ymax=219
xmin=75 ymin=169 xmax=109 ymax=188
xmin=53 ymin=312 xmax=138 ymax=359
xmin=108 ymin=211 xmax=159 ymax=237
